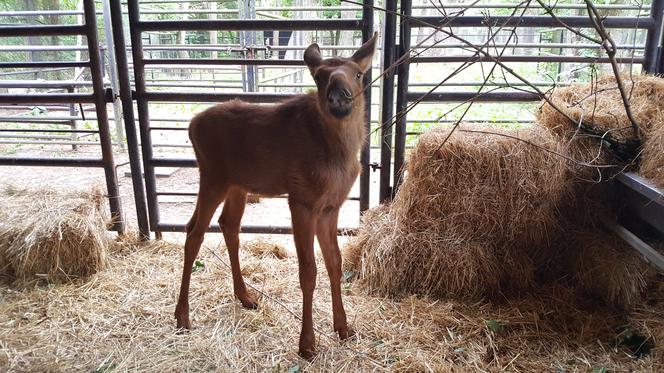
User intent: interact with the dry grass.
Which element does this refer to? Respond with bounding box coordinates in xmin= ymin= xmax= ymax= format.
xmin=343 ymin=123 xmax=657 ymax=313
xmin=0 ymin=237 xmax=662 ymax=372
xmin=350 ymin=126 xmax=572 ymax=299
xmin=243 ymin=237 xmax=290 ymax=260
xmin=0 ymin=186 xmax=110 ymax=283
xmin=564 ymin=231 xmax=655 ymax=309
xmin=537 ymin=73 xmax=664 ymax=186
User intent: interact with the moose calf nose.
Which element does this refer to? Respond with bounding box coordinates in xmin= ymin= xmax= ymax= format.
xmin=327 ymin=87 xmax=352 ymax=107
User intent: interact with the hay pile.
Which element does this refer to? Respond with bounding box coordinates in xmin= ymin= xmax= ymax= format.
xmin=1 ymin=238 xmax=662 ymax=371
xmin=0 ymin=186 xmax=110 ymax=283
xmin=345 ymin=74 xmax=663 ymax=308
xmin=346 ymin=127 xmax=574 ymax=299
xmin=537 ymin=73 xmax=664 ymax=185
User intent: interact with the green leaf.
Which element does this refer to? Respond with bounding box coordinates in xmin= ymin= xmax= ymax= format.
xmin=485 ymin=319 xmax=502 ymax=333
xmin=592 ymin=367 xmax=607 ymax=373
xmin=91 ymin=362 xmax=117 ymax=373
xmin=287 ymin=364 xmax=300 ymax=373
xmin=192 ymin=260 xmax=205 ymax=273
xmin=342 ymin=270 xmax=355 ymax=283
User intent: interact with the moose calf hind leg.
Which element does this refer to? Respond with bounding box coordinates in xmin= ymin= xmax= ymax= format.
xmin=220 ymin=189 xmax=258 ymax=310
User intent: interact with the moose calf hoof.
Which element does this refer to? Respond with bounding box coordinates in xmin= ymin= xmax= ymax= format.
xmin=337 ymin=326 xmax=355 ymax=341
xmin=175 ymin=315 xmax=192 ymax=332
xmin=237 ymin=293 xmax=259 ymax=310
xmin=298 ymin=346 xmax=317 ymax=361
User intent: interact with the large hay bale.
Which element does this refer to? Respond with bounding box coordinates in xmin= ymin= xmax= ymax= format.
xmin=537 ymin=74 xmax=664 ymax=186
xmin=0 ymin=186 xmax=110 ymax=282
xmin=350 ymin=126 xmax=572 ymax=298
xmin=560 ymin=230 xmax=655 ymax=309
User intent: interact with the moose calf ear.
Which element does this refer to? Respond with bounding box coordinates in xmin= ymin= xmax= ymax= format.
xmin=304 ymin=43 xmax=322 ymax=76
xmin=351 ymin=32 xmax=378 ymax=73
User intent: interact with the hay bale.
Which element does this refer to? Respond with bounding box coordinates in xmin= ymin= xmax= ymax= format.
xmin=392 ymin=126 xmax=570 ymax=247
xmin=0 ymin=186 xmax=110 ymax=282
xmin=537 ymin=74 xmax=664 ymax=186
xmin=352 ymin=126 xmax=572 ymax=298
xmin=341 ymin=204 xmax=390 ymax=274
xmin=562 ymin=231 xmax=655 ymax=309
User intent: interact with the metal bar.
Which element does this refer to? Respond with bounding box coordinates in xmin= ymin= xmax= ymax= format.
xmin=0 ymin=128 xmax=98 ymax=133
xmin=601 ymin=217 xmax=664 ymax=272
xmin=0 ymin=61 xmax=89 ymax=69
xmin=143 ymin=92 xmax=292 ymax=103
xmin=393 ymin=0 xmax=412 ymax=196
xmin=0 ymin=3 xmax=651 ymax=12
xmin=379 ymin=0 xmax=397 ymax=203
xmin=406 ymin=91 xmax=541 ymax=102
xmin=143 ymin=58 xmax=305 ymax=66
xmin=110 ymin=0 xmax=150 ymax=240
xmin=0 ymin=24 xmax=87 ymax=37
xmin=128 ymin=0 xmax=161 ymax=233
xmin=0 ymin=157 xmax=104 ymax=167
xmin=0 ymin=140 xmax=102 ymax=145
xmin=0 ymin=80 xmax=91 ymax=88
xmin=409 ymin=16 xmax=656 ymax=29
xmin=101 ymin=0 xmax=126 ymax=151
xmin=360 ymin=0 xmax=374 ymax=212
xmin=0 ymin=94 xmax=95 ymax=104
xmin=616 ymin=172 xmax=664 ymax=207
xmin=151 ymin=158 xmax=196 ymax=168
xmin=156 ymin=222 xmax=357 ymax=236
xmin=137 ymin=19 xmax=363 ymax=32
xmin=84 ymin=0 xmax=124 ymax=234
xmin=643 ymin=0 xmax=664 ymax=72
xmin=155 ymin=191 xmax=362 ymax=201
xmin=411 ymin=55 xmax=646 ymax=64
xmin=0 ymin=133 xmax=87 ymax=139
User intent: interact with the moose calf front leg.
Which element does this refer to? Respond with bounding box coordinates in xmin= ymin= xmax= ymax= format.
xmin=290 ymin=202 xmax=318 ymax=360
xmin=317 ymin=207 xmax=353 ymax=340
xmin=176 ymin=187 xmax=224 ymax=330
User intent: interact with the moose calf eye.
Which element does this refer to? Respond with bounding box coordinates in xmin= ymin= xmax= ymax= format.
xmin=314 ymin=75 xmax=320 ymax=84
xmin=355 ymin=72 xmax=362 ymax=80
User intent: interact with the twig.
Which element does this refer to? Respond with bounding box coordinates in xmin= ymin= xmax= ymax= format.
xmin=584 ymin=0 xmax=642 ymax=140
xmin=458 ymin=129 xmax=617 ymax=168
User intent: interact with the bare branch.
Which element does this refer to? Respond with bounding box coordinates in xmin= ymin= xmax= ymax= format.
xmin=584 ymin=0 xmax=642 ymax=140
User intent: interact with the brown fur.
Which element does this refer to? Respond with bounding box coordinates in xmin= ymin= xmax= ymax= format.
xmin=174 ymin=34 xmax=377 ymax=360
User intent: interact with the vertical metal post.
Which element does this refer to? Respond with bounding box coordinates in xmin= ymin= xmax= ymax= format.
xmin=393 ymin=0 xmax=412 ymax=196
xmin=83 ymin=0 xmax=124 ymax=234
xmin=359 ymin=0 xmax=374 ymax=212
xmin=644 ymin=0 xmax=664 ymax=73
xmin=67 ymin=85 xmax=78 ymax=151
xmin=127 ymin=0 xmax=161 ymax=233
xmin=110 ymin=0 xmax=150 ymax=240
xmin=379 ymin=0 xmax=397 ymax=203
xmin=101 ymin=0 xmax=126 ymax=151
xmin=240 ymin=0 xmax=257 ymax=92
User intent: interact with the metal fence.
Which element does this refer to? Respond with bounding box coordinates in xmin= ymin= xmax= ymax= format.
xmin=116 ymin=0 xmax=374 ymax=237
xmin=0 ymin=0 xmax=126 ymax=234
xmin=376 ymin=0 xmax=664 ymax=270
xmin=0 ymin=1 xmax=663 ymax=259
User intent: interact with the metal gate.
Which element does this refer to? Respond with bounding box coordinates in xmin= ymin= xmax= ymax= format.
xmin=378 ymin=0 xmax=664 ymax=200
xmin=375 ymin=0 xmax=664 ymax=269
xmin=114 ymin=0 xmax=374 ymax=238
xmin=0 ymin=0 xmax=125 ymax=234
